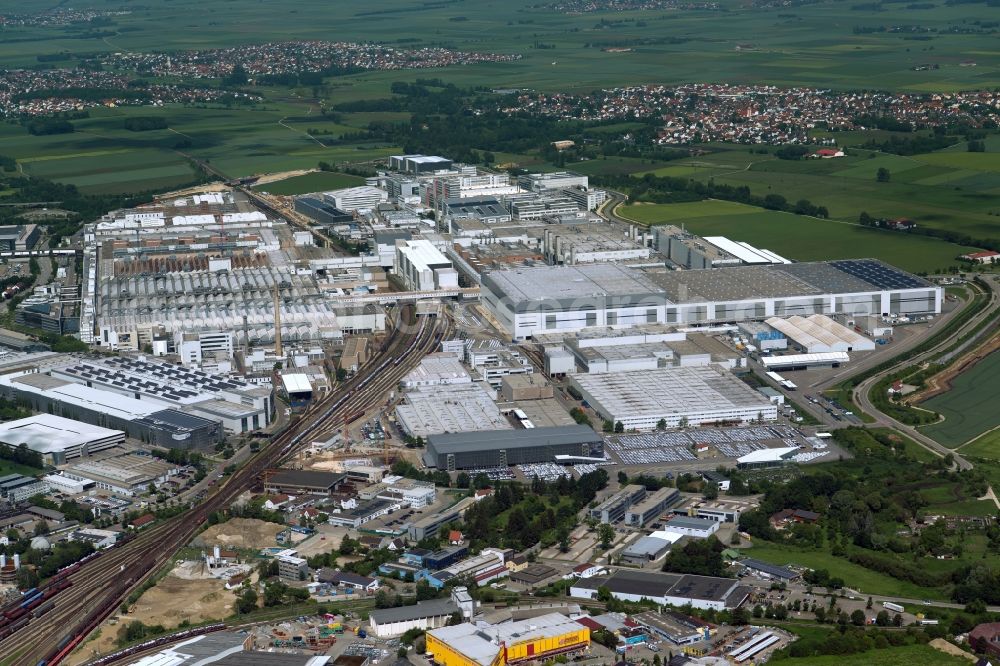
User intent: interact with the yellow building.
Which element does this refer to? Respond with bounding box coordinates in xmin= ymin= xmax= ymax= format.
xmin=426 ymin=613 xmax=590 ymax=666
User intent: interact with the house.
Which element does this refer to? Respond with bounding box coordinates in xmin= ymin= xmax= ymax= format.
xmin=449 ymin=530 xmax=464 ymax=545
xmin=379 ymin=536 xmax=406 ymax=551
xmin=962 ymin=251 xmax=1000 ymax=264
xmin=970 ymin=623 xmax=1000 ymax=658
xmin=359 ymin=535 xmax=383 ymax=550
xmin=506 ymin=554 xmax=529 ymax=573
xmin=811 ymin=148 xmax=844 ymax=159
xmin=318 ymin=569 xmax=380 ymax=593
xmin=769 ymin=509 xmax=819 ymax=529
xmin=264 ymin=494 xmax=290 ymax=510
xmin=129 ymin=514 xmax=155 ymax=530
xmin=474 ymin=488 xmax=494 ymax=500
xmin=884 ymin=217 xmax=916 ymax=231
xmin=573 ymin=563 xmax=604 ymax=579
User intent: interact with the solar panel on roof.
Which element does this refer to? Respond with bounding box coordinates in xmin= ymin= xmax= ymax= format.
xmin=829 ymin=259 xmax=925 ymax=290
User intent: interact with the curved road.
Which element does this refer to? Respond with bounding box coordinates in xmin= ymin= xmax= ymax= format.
xmin=850 ymin=275 xmax=1000 ymax=470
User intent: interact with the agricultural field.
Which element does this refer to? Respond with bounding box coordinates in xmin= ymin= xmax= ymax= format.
xmin=253 ymin=171 xmax=365 ymax=196
xmin=922 ymin=351 xmax=1000 ymax=447
xmin=785 ymin=643 xmax=970 ymax=666
xmin=618 ymin=201 xmax=976 ymax=273
xmin=958 ymin=428 xmax=1000 ymax=460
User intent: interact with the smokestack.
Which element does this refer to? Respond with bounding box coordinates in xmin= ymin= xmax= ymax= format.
xmin=273 ymin=286 xmax=282 ymax=359
xmin=13 ymin=554 xmax=19 ymax=570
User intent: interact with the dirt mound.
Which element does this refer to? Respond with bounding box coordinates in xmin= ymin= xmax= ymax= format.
xmin=192 ymin=517 xmax=286 ymax=550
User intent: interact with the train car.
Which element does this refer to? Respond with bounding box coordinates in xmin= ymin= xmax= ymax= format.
xmin=5 ymin=606 xmax=27 ymax=621
xmin=32 ymin=600 xmax=54 ymax=619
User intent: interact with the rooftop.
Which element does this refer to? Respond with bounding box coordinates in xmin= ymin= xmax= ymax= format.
xmin=0 ymin=414 xmax=122 ymax=453
xmin=427 ymin=425 xmax=602 ymax=454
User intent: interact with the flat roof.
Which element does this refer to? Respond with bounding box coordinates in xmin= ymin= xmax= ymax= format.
xmin=761 ymin=352 xmax=849 ymax=367
xmin=427 ymin=425 xmax=601 ymax=454
xmin=483 ymin=263 xmax=663 ymax=304
xmin=736 ymin=446 xmax=799 ymax=464
xmin=623 ymin=535 xmax=674 ymax=557
xmin=571 ymin=367 xmax=772 ymax=419
xmin=703 ymin=237 xmax=775 ymax=264
xmin=739 ymin=558 xmax=798 ymax=579
xmin=266 ymin=469 xmax=346 ymax=490
xmin=282 ymin=373 xmax=313 ymax=394
xmin=664 ymin=516 xmax=718 ymax=531
xmin=0 ymin=414 xmax=123 ymax=453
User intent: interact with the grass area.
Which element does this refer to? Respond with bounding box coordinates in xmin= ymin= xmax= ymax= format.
xmin=253 ymin=171 xmax=365 ymax=195
xmin=784 ymin=643 xmax=970 ymax=665
xmin=0 ymin=460 xmax=44 ymax=477
xmin=742 ymin=543 xmax=949 ymax=600
xmin=958 ymin=427 xmax=1000 ymax=459
xmin=869 ymin=428 xmax=940 ymax=464
xmin=921 ymin=350 xmax=1000 ymax=447
xmin=619 ymin=200 xmax=976 ymax=273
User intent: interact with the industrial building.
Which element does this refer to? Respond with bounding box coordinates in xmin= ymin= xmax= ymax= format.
xmin=765 ymin=315 xmax=875 ymax=353
xmin=660 ymin=516 xmax=720 ymax=539
xmin=293 ymin=197 xmax=354 ymax=226
xmin=369 ymin=598 xmax=460 ymax=638
xmin=408 ymin=497 xmax=477 ymax=541
xmin=322 ymin=186 xmax=388 ymax=212
xmin=481 ymin=259 xmax=941 ymax=340
xmin=328 ymin=499 xmax=400 ymax=529
xmin=401 ymin=354 xmax=471 ymax=388
xmin=0 ymin=414 xmax=124 ymax=465
xmin=263 ymin=470 xmax=347 ymax=496
xmin=624 ymin=488 xmax=681 ymax=528
xmin=570 ymin=569 xmax=748 ymax=611
xmin=281 ymin=374 xmax=314 ymax=409
xmin=51 ymin=357 xmax=273 ymax=433
xmin=0 ymin=225 xmax=40 ymax=252
xmin=63 ymin=454 xmax=178 ymax=497
xmin=541 ymin=226 xmax=651 ymax=265
xmin=631 ymin=611 xmax=712 ymax=646
xmin=517 ymin=172 xmax=590 ymax=192
xmin=590 ymin=485 xmax=647 ymax=524
xmin=394 ymin=240 xmax=459 ymax=291
xmin=0 ymin=474 xmax=48 ymax=503
xmin=424 ymin=425 xmax=604 ymax=471
xmin=441 ymin=197 xmax=512 ymax=224
xmin=389 ymin=155 xmax=453 ymax=174
xmin=425 ymin=612 xmax=589 ymax=666
xmin=620 ymin=531 xmax=684 ymax=565
xmin=0 ymin=372 xmax=223 ymax=451
xmin=276 ymin=550 xmax=309 ymax=581
xmin=761 ymin=352 xmax=849 ymax=371
xmin=736 ymin=446 xmax=799 ymax=469
xmin=395 ymin=383 xmax=511 ymax=439
xmin=570 ymin=367 xmax=777 ymax=431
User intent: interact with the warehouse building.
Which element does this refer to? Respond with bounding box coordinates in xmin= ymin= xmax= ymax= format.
xmin=322 ymin=186 xmax=388 ymax=212
xmin=0 ymin=225 xmax=40 ymax=252
xmin=660 ymin=516 xmax=719 ymax=539
xmin=620 ymin=531 xmax=684 ymax=565
xmin=426 ymin=613 xmax=589 ymax=666
xmin=369 ymin=598 xmax=461 ymax=638
xmin=761 ymin=352 xmax=848 ymax=371
xmin=396 ymin=383 xmax=511 ymax=439
xmin=263 ymin=470 xmax=347 ymax=496
xmin=0 ymin=414 xmax=124 ymax=465
xmin=481 ymin=259 xmax=941 ymax=340
xmin=328 ymin=498 xmax=401 ymax=528
xmin=570 ymin=367 xmax=776 ymax=431
xmin=424 ymin=425 xmax=604 ymax=471
xmin=63 ymin=454 xmax=178 ymax=497
xmin=541 ymin=226 xmax=650 ymax=265
xmin=0 ymin=474 xmax=47 ymax=503
xmin=293 ymin=197 xmax=354 ymax=226
xmin=765 ymin=315 xmax=875 ymax=353
xmin=570 ymin=569 xmax=748 ymax=611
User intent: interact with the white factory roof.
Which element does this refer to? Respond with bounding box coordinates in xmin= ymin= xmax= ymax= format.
xmin=647 ymin=530 xmax=686 ymax=545
xmin=703 ymin=237 xmax=779 ymax=264
xmin=397 ymin=239 xmax=451 ymax=271
xmin=0 ymin=414 xmax=122 ymax=453
xmin=761 ymin=352 xmax=849 ymax=367
xmin=281 ymin=373 xmax=312 ymax=394
xmin=766 ymin=315 xmax=870 ymax=351
xmin=736 ymin=446 xmax=799 ymax=464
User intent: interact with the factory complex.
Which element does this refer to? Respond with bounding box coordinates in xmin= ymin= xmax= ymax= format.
xmin=426 ymin=613 xmax=590 ymax=666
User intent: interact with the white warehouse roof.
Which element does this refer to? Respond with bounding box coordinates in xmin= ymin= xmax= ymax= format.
xmin=761 ymin=352 xmax=849 ymax=367
xmin=703 ymin=237 xmax=778 ymax=264
xmin=766 ymin=315 xmax=873 ymax=353
xmin=737 ymin=446 xmax=799 ymax=464
xmin=0 ymin=414 xmax=123 ymax=454
xmin=281 ymin=373 xmax=312 ymax=394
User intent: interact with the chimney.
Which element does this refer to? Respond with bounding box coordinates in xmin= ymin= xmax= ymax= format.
xmin=13 ymin=554 xmax=19 ymax=570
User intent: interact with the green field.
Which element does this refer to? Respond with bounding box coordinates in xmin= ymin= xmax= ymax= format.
xmin=0 ymin=461 xmax=44 ymax=477
xmin=959 ymin=428 xmax=1000 ymax=459
xmin=740 ymin=543 xmax=949 ymax=600
xmin=253 ymin=171 xmax=365 ymax=195
xmin=619 ymin=200 xmax=976 ymax=273
xmin=922 ymin=351 xmax=1000 ymax=447
xmin=786 ymin=644 xmax=969 ymax=665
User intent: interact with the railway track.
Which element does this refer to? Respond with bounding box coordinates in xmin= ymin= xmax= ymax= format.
xmin=0 ymin=305 xmax=450 ymax=666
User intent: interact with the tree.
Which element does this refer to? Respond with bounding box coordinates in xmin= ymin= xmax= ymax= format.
xmin=617 ymin=471 xmax=628 ymax=485
xmin=866 ymin=596 xmax=873 ymax=609
xmin=236 ymin=587 xmax=258 ymax=614
xmin=614 ymin=421 xmax=624 ymax=433
xmin=876 ymin=167 xmax=891 ymax=182
xmin=892 ymin=613 xmax=902 ymax=627
xmin=703 ymin=483 xmax=719 ymax=500
xmin=33 ymin=520 xmax=49 ymax=536
xmin=656 ymin=418 xmax=667 ymax=430
xmin=597 ymin=523 xmax=614 ymax=549
xmin=850 ymin=609 xmax=866 ymax=626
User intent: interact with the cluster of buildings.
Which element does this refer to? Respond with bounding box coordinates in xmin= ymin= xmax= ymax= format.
xmin=0 ymin=68 xmax=257 ymax=117
xmin=96 ymin=42 xmax=521 ymax=80
xmin=497 ymin=83 xmax=1000 ymax=143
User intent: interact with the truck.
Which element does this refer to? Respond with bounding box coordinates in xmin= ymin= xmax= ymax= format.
xmin=883 ymin=601 xmax=904 ymax=613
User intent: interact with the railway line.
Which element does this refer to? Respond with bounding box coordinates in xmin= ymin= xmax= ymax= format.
xmin=0 ymin=304 xmax=450 ymax=666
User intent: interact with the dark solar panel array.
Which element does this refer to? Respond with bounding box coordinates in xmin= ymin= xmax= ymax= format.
xmin=829 ymin=259 xmax=926 ymax=290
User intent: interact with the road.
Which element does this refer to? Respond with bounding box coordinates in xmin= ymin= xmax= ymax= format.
xmin=849 ymin=276 xmax=1000 ymax=469
xmin=0 ymin=306 xmax=451 ymax=666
